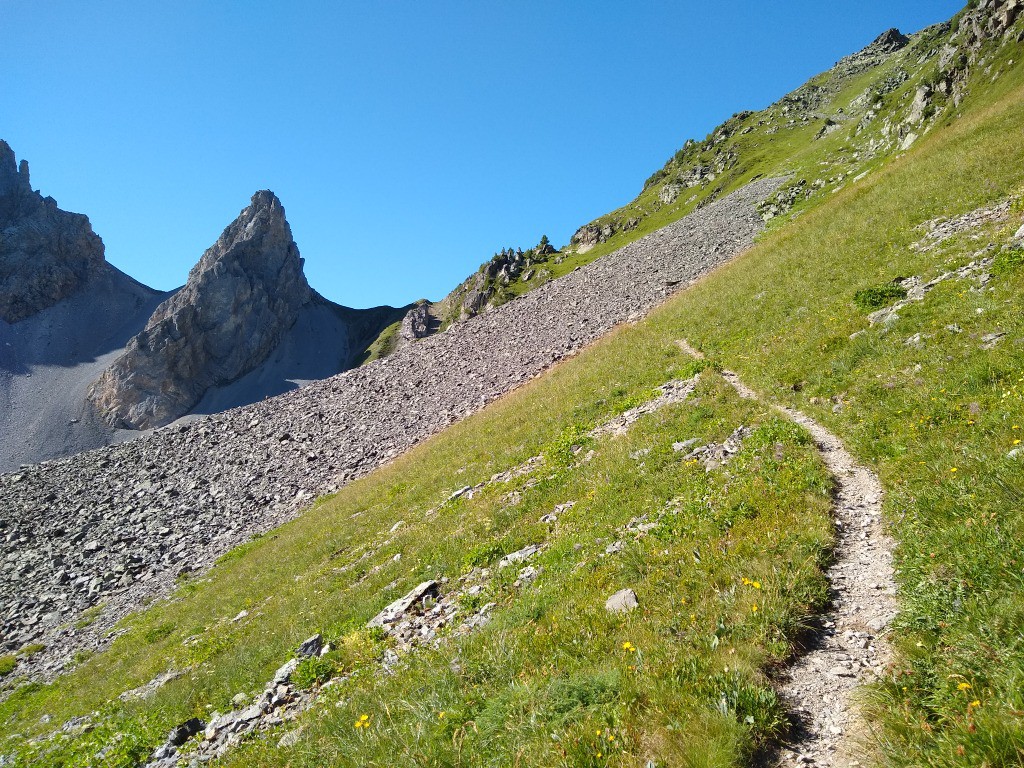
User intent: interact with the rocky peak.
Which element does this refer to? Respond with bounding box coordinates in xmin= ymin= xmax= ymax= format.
xmin=869 ymin=28 xmax=910 ymax=54
xmin=0 ymin=140 xmax=105 ymax=323
xmin=0 ymin=141 xmax=32 ymax=198
xmin=88 ymin=191 xmax=314 ymax=429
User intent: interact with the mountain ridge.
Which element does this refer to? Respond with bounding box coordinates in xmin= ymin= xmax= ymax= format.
xmin=0 ymin=157 xmax=406 ymax=468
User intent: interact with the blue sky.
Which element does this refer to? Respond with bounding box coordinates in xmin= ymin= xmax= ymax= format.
xmin=3 ymin=1 xmax=963 ymax=309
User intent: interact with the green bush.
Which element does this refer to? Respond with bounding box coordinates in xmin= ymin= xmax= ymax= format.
xmin=853 ymin=283 xmax=908 ymax=310
xmin=291 ymin=654 xmax=337 ymax=690
xmin=0 ymin=655 xmax=16 ymax=677
xmin=992 ymin=246 xmax=1024 ymax=275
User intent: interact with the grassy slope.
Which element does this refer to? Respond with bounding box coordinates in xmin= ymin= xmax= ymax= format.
xmin=472 ymin=28 xmax=943 ymax=305
xmin=1 ymin=339 xmax=836 ymax=767
xmin=3 ymin=20 xmax=1024 ymax=768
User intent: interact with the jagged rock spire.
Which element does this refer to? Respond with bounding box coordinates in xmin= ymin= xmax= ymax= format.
xmin=88 ymin=190 xmax=313 ymax=428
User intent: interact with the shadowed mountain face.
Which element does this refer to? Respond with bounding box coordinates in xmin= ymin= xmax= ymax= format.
xmin=0 ymin=141 xmax=106 ymax=323
xmin=1 ymin=147 xmax=406 ymax=469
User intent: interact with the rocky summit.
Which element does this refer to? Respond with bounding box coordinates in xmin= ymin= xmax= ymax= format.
xmin=88 ymin=191 xmax=315 ymax=429
xmin=0 ymin=141 xmax=105 ymax=323
xmin=1 ymin=153 xmax=404 ymax=471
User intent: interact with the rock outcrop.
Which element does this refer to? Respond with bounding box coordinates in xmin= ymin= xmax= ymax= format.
xmin=0 ymin=141 xmax=106 ymax=323
xmin=88 ymin=191 xmax=314 ymax=429
xmin=398 ymin=301 xmax=434 ymax=344
xmin=435 ymin=239 xmax=560 ymax=326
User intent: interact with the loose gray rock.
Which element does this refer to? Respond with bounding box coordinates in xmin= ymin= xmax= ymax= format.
xmin=167 ymin=718 xmax=204 ymax=746
xmin=296 ymin=634 xmax=323 ymax=658
xmin=366 ymin=581 xmax=439 ymax=629
xmin=498 ymin=544 xmax=541 ymax=569
xmin=605 ymin=588 xmax=639 ymax=614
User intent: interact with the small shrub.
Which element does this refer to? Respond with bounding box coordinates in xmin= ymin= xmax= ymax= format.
xmin=292 ymin=655 xmax=337 ymax=690
xmin=143 ymin=623 xmax=175 ymax=644
xmin=992 ymin=246 xmax=1024 ymax=275
xmin=544 ymin=670 xmax=621 ymax=726
xmin=853 ymin=283 xmax=908 ymax=310
xmin=673 ymin=358 xmax=714 ymax=380
xmin=463 ymin=541 xmax=505 ymax=569
xmin=546 ymin=424 xmax=593 ymax=466
xmin=697 ymin=671 xmax=788 ymax=739
xmin=0 ymin=655 xmax=16 ymax=676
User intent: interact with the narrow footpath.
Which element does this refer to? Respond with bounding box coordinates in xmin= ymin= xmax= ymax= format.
xmin=677 ymin=340 xmax=897 ymax=767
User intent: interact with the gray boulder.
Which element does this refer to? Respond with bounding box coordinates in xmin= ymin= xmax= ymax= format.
xmin=399 ymin=301 xmax=433 ymax=343
xmin=605 ymin=588 xmax=639 ymax=614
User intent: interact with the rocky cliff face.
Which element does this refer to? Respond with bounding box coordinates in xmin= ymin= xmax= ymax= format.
xmin=88 ymin=191 xmax=313 ymax=429
xmin=0 ymin=141 xmax=106 ymax=323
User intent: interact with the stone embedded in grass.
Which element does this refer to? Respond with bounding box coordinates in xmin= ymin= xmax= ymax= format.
xmin=273 ymin=658 xmax=300 ymax=684
xmin=605 ymin=588 xmax=639 ymax=614
xmin=366 ymin=581 xmax=439 ymax=628
xmin=498 ymin=544 xmax=541 ymax=569
xmin=517 ymin=566 xmax=538 ymax=584
xmin=672 ymin=438 xmax=701 ymax=452
xmin=296 ymin=633 xmax=323 ymax=658
xmin=445 ymin=486 xmax=473 ymax=504
xmin=981 ymin=331 xmax=1006 ymax=349
xmin=278 ymin=726 xmax=305 ymax=748
xmin=1013 ymin=222 xmax=1024 ymax=241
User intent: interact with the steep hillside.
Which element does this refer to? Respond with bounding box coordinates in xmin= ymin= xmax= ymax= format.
xmin=1 ymin=2 xmax=1022 ymax=767
xmin=382 ymin=0 xmax=1022 ymax=343
xmin=0 ymin=178 xmax=780 ymax=685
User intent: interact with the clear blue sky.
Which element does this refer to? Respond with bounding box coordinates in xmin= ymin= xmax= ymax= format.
xmin=3 ymin=1 xmax=963 ymax=309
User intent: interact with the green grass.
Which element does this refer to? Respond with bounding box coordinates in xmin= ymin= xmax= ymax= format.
xmin=0 ymin=657 xmax=15 ymax=678
xmin=355 ymin=319 xmax=401 ymax=365
xmin=0 ymin=348 xmax=835 ymax=766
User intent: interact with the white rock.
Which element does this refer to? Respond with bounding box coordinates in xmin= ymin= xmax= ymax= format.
xmin=605 ymin=588 xmax=639 ymax=614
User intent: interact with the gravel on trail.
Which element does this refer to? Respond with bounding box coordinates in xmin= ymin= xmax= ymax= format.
xmin=677 ymin=340 xmax=896 ymax=768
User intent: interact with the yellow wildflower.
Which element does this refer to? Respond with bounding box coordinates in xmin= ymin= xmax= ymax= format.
xmin=957 ymin=682 xmax=972 ymax=691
